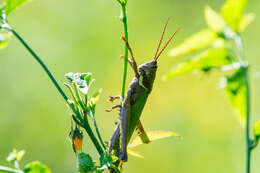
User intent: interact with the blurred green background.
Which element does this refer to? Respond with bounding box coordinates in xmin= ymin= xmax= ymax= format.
xmin=0 ymin=0 xmax=260 ymax=172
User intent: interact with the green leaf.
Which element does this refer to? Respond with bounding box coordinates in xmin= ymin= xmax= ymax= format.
xmin=169 ymin=29 xmax=217 ymax=57
xmin=129 ymin=131 xmax=180 ymax=148
xmin=164 ymin=43 xmax=232 ymax=80
xmin=77 ymin=152 xmax=95 ymax=173
xmin=97 ymin=153 xmax=118 ymax=172
xmin=254 ymin=120 xmax=260 ymax=139
xmin=88 ymin=89 xmax=102 ymax=111
xmin=99 ymin=153 xmax=117 ymax=167
xmin=24 ymin=161 xmax=51 ymax=173
xmin=224 ymin=67 xmax=247 ymax=126
xmin=0 ymin=29 xmax=11 ymax=49
xmin=205 ymin=6 xmax=225 ymax=32
xmin=4 ymin=0 xmax=29 ymax=14
xmin=221 ymin=0 xmax=248 ymax=31
xmin=65 ymin=72 xmax=94 ymax=95
xmin=238 ymin=13 xmax=255 ymax=32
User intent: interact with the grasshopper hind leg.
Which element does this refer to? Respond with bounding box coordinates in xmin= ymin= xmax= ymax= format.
xmin=109 ymin=121 xmax=120 ymax=153
xmin=136 ymin=120 xmax=150 ymax=144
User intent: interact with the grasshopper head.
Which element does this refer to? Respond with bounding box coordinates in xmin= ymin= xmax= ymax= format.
xmin=138 ymin=60 xmax=157 ymax=90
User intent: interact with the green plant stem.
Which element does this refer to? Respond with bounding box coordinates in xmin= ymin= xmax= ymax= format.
xmin=120 ymin=3 xmax=129 ymax=99
xmin=8 ymin=28 xmax=68 ymax=102
xmin=109 ymin=2 xmax=129 ymax=173
xmin=245 ymin=69 xmax=251 ymax=173
xmin=69 ymin=101 xmax=104 ymax=155
xmin=234 ymin=34 xmax=252 ymax=173
xmin=0 ymin=166 xmax=23 ymax=173
xmin=82 ymin=119 xmax=104 ymax=155
xmin=89 ymin=111 xmax=107 ymax=150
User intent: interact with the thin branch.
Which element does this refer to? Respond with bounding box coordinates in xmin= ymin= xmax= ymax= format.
xmin=89 ymin=111 xmax=107 ymax=150
xmin=82 ymin=120 xmax=104 ymax=155
xmin=120 ymin=3 xmax=129 ymax=99
xmin=233 ymin=34 xmax=252 ymax=173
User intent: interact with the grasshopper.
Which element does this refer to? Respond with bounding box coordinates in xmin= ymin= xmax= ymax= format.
xmin=107 ymin=18 xmax=181 ymax=162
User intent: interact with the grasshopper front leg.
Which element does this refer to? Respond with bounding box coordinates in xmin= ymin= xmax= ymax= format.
xmin=106 ymin=94 xmax=130 ymax=162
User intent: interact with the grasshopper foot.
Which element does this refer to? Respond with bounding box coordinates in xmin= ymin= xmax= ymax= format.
xmin=108 ymin=95 xmax=123 ymax=102
xmin=119 ymin=152 xmax=128 ymax=162
xmin=105 ymin=104 xmax=122 ymax=112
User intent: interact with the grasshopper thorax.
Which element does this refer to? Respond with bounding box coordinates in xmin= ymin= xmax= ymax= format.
xmin=138 ymin=60 xmax=157 ymax=91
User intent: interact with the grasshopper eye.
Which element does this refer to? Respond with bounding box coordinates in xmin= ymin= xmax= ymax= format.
xmin=152 ymin=64 xmax=157 ymax=69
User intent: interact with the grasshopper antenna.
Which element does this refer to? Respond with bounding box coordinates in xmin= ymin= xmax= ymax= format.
xmin=154 ymin=17 xmax=170 ymax=59
xmin=154 ymin=24 xmax=182 ymax=61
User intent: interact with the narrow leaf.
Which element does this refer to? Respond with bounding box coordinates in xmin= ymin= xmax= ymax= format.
xmin=88 ymin=89 xmax=102 ymax=111
xmin=127 ymin=147 xmax=144 ymax=158
xmin=224 ymin=67 xmax=247 ymax=126
xmin=205 ymin=6 xmax=225 ymax=32
xmin=238 ymin=13 xmax=255 ymax=32
xmin=4 ymin=0 xmax=30 ymax=14
xmin=24 ymin=161 xmax=51 ymax=173
xmin=130 ymin=131 xmax=180 ymax=148
xmin=221 ymin=0 xmax=248 ymax=31
xmin=164 ymin=44 xmax=232 ymax=80
xmin=169 ymin=29 xmax=217 ymax=57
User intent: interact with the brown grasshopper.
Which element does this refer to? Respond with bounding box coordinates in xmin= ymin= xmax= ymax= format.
xmin=107 ymin=18 xmax=181 ymax=162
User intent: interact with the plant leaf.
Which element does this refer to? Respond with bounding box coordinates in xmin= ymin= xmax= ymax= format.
xmin=65 ymin=72 xmax=94 ymax=95
xmin=24 ymin=161 xmax=51 ymax=173
xmin=88 ymin=89 xmax=102 ymax=111
xmin=238 ymin=13 xmax=255 ymax=32
xmin=254 ymin=120 xmax=260 ymax=139
xmin=205 ymin=6 xmax=225 ymax=32
xmin=224 ymin=67 xmax=247 ymax=126
xmin=99 ymin=153 xmax=117 ymax=168
xmin=77 ymin=152 xmax=94 ymax=173
xmin=97 ymin=153 xmax=119 ymax=172
xmin=221 ymin=0 xmax=248 ymax=31
xmin=129 ymin=131 xmax=180 ymax=148
xmin=164 ymin=44 xmax=232 ymax=80
xmin=4 ymin=0 xmax=30 ymax=14
xmin=127 ymin=147 xmax=144 ymax=158
xmin=169 ymin=29 xmax=217 ymax=57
